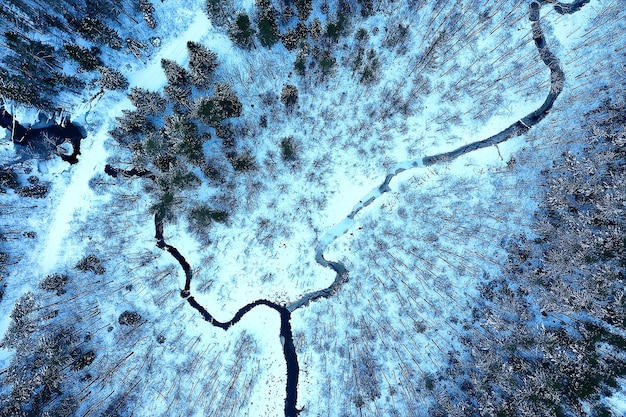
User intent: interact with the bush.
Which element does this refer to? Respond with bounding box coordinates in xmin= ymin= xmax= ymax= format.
xmin=75 ymin=255 xmax=105 ymax=275
xmin=280 ymin=84 xmax=298 ymax=109
xmin=118 ymin=310 xmax=142 ymax=326
xmin=280 ymin=136 xmax=296 ymax=161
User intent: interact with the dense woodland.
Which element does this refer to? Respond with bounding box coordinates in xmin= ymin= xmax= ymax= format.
xmin=0 ymin=0 xmax=625 ymax=416
xmin=434 ymin=99 xmax=626 ymax=416
xmin=0 ymin=0 xmax=159 ymax=108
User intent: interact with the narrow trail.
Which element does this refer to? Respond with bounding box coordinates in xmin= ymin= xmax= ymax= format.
xmin=108 ymin=1 xmax=592 ymax=416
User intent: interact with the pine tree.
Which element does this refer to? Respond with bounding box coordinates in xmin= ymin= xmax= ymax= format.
xmin=230 ymin=13 xmax=256 ymax=49
xmin=128 ymin=87 xmax=166 ymax=115
xmin=294 ymin=0 xmax=313 ymax=21
xmin=256 ymin=0 xmax=279 ymax=48
xmin=86 ymin=0 xmax=118 ymax=19
xmin=138 ymin=0 xmax=157 ymax=29
xmin=98 ymin=66 xmax=129 ymax=90
xmin=281 ymin=28 xmax=298 ymax=51
xmin=280 ymin=84 xmax=298 ymax=109
xmin=64 ymin=43 xmax=103 ymax=71
xmin=195 ymin=83 xmax=242 ymax=128
xmin=70 ymin=16 xmax=124 ymax=49
xmin=187 ymin=41 xmax=219 ymax=88
xmin=161 ymin=58 xmax=190 ymax=87
xmin=205 ymin=0 xmax=233 ymax=28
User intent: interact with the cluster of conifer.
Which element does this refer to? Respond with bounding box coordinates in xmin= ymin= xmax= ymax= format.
xmin=110 ymin=41 xmax=245 ymax=234
xmin=204 ymin=0 xmax=384 ymax=82
xmin=0 ymin=0 xmax=157 ymax=109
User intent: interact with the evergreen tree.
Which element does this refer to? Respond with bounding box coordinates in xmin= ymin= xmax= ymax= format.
xmin=98 ymin=66 xmax=129 ymax=90
xmin=69 ymin=16 xmax=124 ymax=49
xmin=280 ymin=84 xmax=298 ymax=109
xmin=64 ymin=43 xmax=103 ymax=71
xmin=138 ymin=0 xmax=157 ymax=29
xmin=294 ymin=0 xmax=313 ymax=21
xmin=195 ymin=83 xmax=242 ymax=128
xmin=127 ymin=87 xmax=166 ymax=115
xmin=161 ymin=58 xmax=190 ymax=87
xmin=205 ymin=0 xmax=233 ymax=28
xmin=86 ymin=0 xmax=118 ymax=19
xmin=256 ymin=0 xmax=279 ymax=48
xmin=281 ymin=28 xmax=299 ymax=51
xmin=229 ymin=13 xmax=256 ymax=49
xmin=1 ymin=32 xmax=61 ymax=108
xmin=186 ymin=41 xmax=219 ymax=88
xmin=164 ymin=84 xmax=191 ymax=108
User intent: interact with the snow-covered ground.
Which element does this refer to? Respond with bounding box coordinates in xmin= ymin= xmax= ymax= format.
xmin=1 ymin=0 xmax=624 ymax=416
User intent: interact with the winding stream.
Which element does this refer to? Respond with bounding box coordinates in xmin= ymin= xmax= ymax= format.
xmin=154 ymin=215 xmax=300 ymax=417
xmin=288 ymin=0 xmax=588 ymax=313
xmin=106 ymin=1 xmax=590 ymax=415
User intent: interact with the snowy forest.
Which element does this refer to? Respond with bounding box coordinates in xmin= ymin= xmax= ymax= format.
xmin=0 ymin=0 xmax=625 ymax=416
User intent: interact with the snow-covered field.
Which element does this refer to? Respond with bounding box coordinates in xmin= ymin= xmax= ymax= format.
xmin=1 ymin=0 xmax=625 ymax=416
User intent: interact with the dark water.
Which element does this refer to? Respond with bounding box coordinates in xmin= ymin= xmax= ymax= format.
xmin=1 ymin=106 xmax=85 ymax=164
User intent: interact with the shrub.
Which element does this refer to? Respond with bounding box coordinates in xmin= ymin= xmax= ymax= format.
xmin=118 ymin=310 xmax=141 ymax=326
xmin=39 ymin=273 xmax=69 ymax=295
xmin=280 ymin=136 xmax=296 ymax=161
xmin=280 ymin=84 xmax=298 ymax=109
xmin=75 ymin=255 xmax=105 ymax=275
